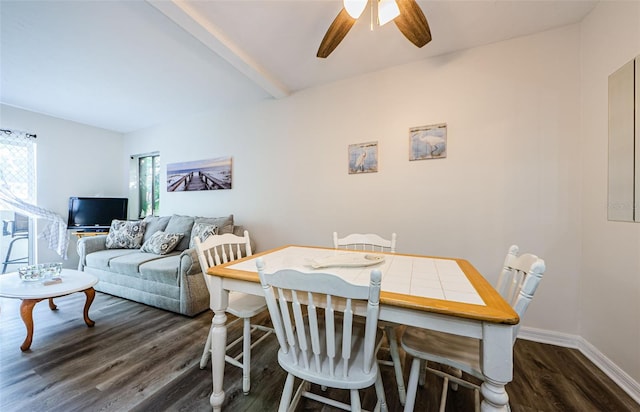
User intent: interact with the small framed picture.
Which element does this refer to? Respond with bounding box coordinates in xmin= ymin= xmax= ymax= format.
xmin=348 ymin=141 xmax=378 ymax=174
xmin=409 ymin=123 xmax=447 ymax=161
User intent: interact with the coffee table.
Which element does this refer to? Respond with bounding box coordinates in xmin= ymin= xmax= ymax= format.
xmin=0 ymin=268 xmax=98 ymax=351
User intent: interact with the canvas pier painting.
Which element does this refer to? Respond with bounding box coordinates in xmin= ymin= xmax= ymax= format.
xmin=167 ymin=157 xmax=232 ymax=192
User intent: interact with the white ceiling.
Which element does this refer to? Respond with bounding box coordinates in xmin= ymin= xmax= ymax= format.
xmin=0 ymin=0 xmax=598 ymax=134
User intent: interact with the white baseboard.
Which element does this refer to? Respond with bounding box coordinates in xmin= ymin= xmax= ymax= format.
xmin=518 ymin=326 xmax=640 ymax=406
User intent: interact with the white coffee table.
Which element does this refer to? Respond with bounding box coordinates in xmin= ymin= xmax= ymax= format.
xmin=0 ymin=268 xmax=98 ymax=351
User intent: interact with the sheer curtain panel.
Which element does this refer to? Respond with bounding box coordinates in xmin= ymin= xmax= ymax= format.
xmin=0 ymin=129 xmax=69 ymax=259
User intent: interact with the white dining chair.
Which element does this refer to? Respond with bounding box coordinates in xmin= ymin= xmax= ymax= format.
xmin=333 ymin=231 xmax=397 ymax=253
xmin=332 ymin=231 xmax=407 ymax=405
xmin=256 ymin=257 xmax=388 ymax=412
xmin=194 ymin=231 xmax=273 ymax=395
xmin=400 ymin=245 xmax=546 ymax=411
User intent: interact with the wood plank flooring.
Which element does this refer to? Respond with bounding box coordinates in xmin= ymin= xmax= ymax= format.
xmin=1 ymin=292 xmax=638 ymax=411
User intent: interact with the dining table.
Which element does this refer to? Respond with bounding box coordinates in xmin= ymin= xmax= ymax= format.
xmin=205 ymin=245 xmax=519 ymax=412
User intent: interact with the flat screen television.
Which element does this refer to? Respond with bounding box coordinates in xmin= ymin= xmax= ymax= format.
xmin=67 ymin=197 xmax=128 ymax=231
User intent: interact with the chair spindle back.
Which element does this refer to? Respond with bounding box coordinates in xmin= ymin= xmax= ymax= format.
xmin=496 ymin=245 xmax=546 ymax=342
xmin=195 ymin=231 xmax=252 ymax=273
xmin=257 ymin=257 xmax=382 ymax=379
xmin=333 ymin=232 xmax=397 ymax=253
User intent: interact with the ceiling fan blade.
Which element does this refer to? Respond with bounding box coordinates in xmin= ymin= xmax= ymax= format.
xmin=317 ymin=8 xmax=357 ymax=58
xmin=394 ymin=0 xmax=432 ymax=48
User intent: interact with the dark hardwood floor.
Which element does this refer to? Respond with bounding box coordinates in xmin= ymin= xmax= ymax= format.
xmin=1 ymin=292 xmax=638 ymax=411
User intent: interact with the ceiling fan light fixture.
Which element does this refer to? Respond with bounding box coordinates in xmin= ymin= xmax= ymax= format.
xmin=344 ymin=0 xmax=367 ymax=19
xmin=318 ymin=0 xmax=431 ymax=58
xmin=378 ymin=0 xmax=400 ymax=26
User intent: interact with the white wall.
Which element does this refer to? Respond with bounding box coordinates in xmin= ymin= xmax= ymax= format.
xmin=580 ymin=1 xmax=640 ymax=385
xmin=125 ymin=26 xmax=583 ymax=336
xmin=0 ymin=104 xmax=127 ymax=268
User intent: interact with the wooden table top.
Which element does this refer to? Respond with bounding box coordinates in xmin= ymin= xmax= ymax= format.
xmin=207 ymin=245 xmax=519 ymax=325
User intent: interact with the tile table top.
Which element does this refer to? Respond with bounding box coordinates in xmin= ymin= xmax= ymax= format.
xmin=227 ymin=246 xmax=485 ymax=306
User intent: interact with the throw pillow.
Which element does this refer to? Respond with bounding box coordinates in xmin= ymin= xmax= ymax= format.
xmin=141 ymin=215 xmax=171 ymax=243
xmin=189 ymin=222 xmax=218 ymax=249
xmin=105 ymin=220 xmax=145 ymax=249
xmin=195 ymin=214 xmax=234 ymax=234
xmin=164 ymin=215 xmax=195 ymax=251
xmin=140 ymin=231 xmax=184 ymax=255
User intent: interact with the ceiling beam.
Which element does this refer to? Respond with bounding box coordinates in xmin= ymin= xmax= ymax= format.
xmin=146 ymin=0 xmax=290 ymax=99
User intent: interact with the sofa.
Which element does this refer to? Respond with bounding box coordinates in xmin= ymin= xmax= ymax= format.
xmin=77 ymin=214 xmax=246 ymax=317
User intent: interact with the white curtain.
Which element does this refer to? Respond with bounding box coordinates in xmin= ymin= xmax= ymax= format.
xmin=0 ymin=129 xmax=69 ymax=259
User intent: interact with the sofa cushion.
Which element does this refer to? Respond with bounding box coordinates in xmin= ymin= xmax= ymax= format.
xmin=85 ymin=249 xmax=140 ymax=270
xmin=108 ymin=252 xmax=175 ymax=276
xmin=189 ymin=222 xmax=218 ymax=249
xmin=165 ymin=215 xmax=195 ymax=252
xmin=195 ymin=214 xmax=234 ymax=234
xmin=106 ymin=220 xmax=146 ymax=249
xmin=142 ymin=215 xmax=171 ymax=243
xmin=139 ymin=255 xmax=182 ymax=286
xmin=141 ymin=231 xmax=184 ymax=255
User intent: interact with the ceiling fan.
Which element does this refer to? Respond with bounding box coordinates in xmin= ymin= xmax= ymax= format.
xmin=317 ymin=0 xmax=432 ymax=58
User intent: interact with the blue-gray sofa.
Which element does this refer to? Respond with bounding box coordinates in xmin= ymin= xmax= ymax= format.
xmin=77 ymin=214 xmax=245 ymax=316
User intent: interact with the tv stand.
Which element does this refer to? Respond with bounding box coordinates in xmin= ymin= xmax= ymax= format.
xmin=71 ymin=227 xmax=108 ymax=233
xmin=72 ymin=230 xmax=108 ymax=239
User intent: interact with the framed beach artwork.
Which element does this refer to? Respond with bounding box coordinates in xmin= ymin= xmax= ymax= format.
xmin=167 ymin=156 xmax=232 ymax=192
xmin=348 ymin=141 xmax=378 ymax=174
xmin=409 ymin=123 xmax=447 ymax=161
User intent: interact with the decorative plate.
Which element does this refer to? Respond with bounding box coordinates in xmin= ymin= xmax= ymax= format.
xmin=309 ymin=254 xmax=385 ymax=269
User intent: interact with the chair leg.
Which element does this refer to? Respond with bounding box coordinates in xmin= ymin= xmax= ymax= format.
xmin=200 ymin=324 xmax=213 ymax=369
xmin=385 ymin=325 xmax=407 ymax=405
xmin=374 ymin=370 xmax=389 ymax=412
xmin=242 ymin=316 xmax=251 ymax=395
xmin=350 ymin=389 xmax=362 ymax=411
xmin=403 ymin=358 xmax=421 ymax=412
xmin=1 ymin=243 xmax=9 ymax=273
xmin=449 ymin=366 xmax=462 ymax=391
xmin=418 ymin=359 xmax=427 ymax=386
xmin=2 ymin=237 xmax=22 ymax=274
xmin=439 ymin=376 xmax=449 ymax=412
xmin=279 ymin=373 xmax=296 ymax=412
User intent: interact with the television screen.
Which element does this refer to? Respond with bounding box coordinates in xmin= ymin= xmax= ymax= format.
xmin=67 ymin=197 xmax=128 ymax=230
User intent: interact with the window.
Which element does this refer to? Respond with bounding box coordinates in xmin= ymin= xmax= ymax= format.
xmin=0 ymin=130 xmax=36 ymax=202
xmin=132 ymin=153 xmax=160 ymax=218
xmin=0 ymin=129 xmax=36 ymax=271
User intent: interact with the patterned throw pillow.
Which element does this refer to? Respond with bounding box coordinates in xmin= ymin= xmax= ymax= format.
xmin=140 ymin=231 xmax=184 ymax=255
xmin=189 ymin=223 xmax=218 ymax=248
xmin=105 ymin=220 xmax=145 ymax=249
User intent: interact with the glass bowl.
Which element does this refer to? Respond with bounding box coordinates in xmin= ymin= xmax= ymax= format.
xmin=18 ymin=262 xmax=63 ymax=282
xmin=43 ymin=262 xmax=63 ymax=276
xmin=18 ymin=265 xmax=44 ymax=282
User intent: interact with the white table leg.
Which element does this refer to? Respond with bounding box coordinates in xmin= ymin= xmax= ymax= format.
xmin=208 ymin=275 xmax=229 ymax=412
xmin=480 ymin=377 xmax=510 ymax=411
xmin=480 ymin=323 xmax=513 ymax=412
xmin=210 ymin=310 xmax=228 ymax=412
